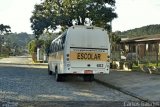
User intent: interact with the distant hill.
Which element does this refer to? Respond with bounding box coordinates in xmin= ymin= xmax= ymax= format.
xmin=4 ymin=32 xmax=59 ymax=49
xmin=115 ymin=24 xmax=160 ymax=38
xmin=4 ymin=32 xmax=34 ymax=49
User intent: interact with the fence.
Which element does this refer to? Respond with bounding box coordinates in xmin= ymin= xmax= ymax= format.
xmin=111 ymin=43 xmax=160 ymax=69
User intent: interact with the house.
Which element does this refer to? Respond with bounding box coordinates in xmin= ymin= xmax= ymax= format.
xmin=120 ymin=34 xmax=160 ymax=65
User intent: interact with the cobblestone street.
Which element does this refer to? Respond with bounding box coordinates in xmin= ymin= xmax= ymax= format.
xmin=0 ymin=63 xmax=138 ymax=102
xmin=0 ymin=56 xmax=139 ymax=106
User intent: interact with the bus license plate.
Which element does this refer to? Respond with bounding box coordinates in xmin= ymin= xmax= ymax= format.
xmin=84 ymin=70 xmax=93 ymax=74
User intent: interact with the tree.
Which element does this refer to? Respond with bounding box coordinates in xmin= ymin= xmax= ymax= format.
xmin=28 ymin=39 xmax=45 ymax=54
xmin=110 ymin=33 xmax=121 ymax=51
xmin=117 ymin=24 xmax=160 ymax=38
xmin=110 ymin=32 xmax=121 ymax=52
xmin=30 ymin=0 xmax=117 ymax=37
xmin=0 ymin=24 xmax=11 ymax=56
xmin=28 ymin=39 xmax=47 ymax=61
xmin=0 ymin=24 xmax=11 ymax=35
xmin=28 ymin=40 xmax=37 ymax=61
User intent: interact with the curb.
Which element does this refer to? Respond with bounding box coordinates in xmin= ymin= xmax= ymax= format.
xmin=31 ymin=63 xmax=48 ymax=66
xmin=0 ymin=63 xmax=48 ymax=66
xmin=94 ymin=78 xmax=154 ymax=104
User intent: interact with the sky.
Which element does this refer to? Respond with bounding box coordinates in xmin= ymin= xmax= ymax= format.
xmin=112 ymin=0 xmax=160 ymax=32
xmin=0 ymin=0 xmax=160 ymax=34
xmin=0 ymin=0 xmax=41 ymax=34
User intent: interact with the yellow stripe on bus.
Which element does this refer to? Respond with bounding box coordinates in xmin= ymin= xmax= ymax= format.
xmin=70 ymin=52 xmax=109 ymax=61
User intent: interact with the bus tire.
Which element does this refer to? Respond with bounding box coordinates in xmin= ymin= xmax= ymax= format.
xmin=55 ymin=67 xmax=65 ymax=82
xmin=83 ymin=74 xmax=94 ymax=82
xmin=56 ymin=74 xmax=65 ymax=82
xmin=90 ymin=74 xmax=94 ymax=81
xmin=48 ymin=65 xmax=52 ymax=75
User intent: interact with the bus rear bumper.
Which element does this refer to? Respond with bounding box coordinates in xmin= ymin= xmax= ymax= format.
xmin=61 ymin=67 xmax=110 ymax=74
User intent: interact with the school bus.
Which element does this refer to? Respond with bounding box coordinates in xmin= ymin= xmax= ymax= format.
xmin=48 ymin=25 xmax=110 ymax=82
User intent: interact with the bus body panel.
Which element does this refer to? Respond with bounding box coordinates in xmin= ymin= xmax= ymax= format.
xmin=48 ymin=51 xmax=64 ymax=73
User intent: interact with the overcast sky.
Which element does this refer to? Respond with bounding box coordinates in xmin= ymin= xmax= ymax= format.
xmin=112 ymin=0 xmax=160 ymax=32
xmin=0 ymin=0 xmax=41 ymax=34
xmin=0 ymin=0 xmax=160 ymax=34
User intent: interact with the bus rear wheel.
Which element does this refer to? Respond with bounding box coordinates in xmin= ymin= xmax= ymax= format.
xmin=55 ymin=67 xmax=65 ymax=82
xmin=48 ymin=65 xmax=52 ymax=75
xmin=83 ymin=74 xmax=94 ymax=82
xmin=56 ymin=74 xmax=65 ymax=82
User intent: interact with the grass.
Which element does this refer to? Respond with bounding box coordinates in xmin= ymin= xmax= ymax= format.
xmin=131 ymin=61 xmax=160 ymax=72
xmin=132 ymin=65 xmax=140 ymax=71
xmin=0 ymin=54 xmax=9 ymax=59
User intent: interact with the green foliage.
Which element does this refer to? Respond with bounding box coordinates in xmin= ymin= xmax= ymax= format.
xmin=28 ymin=40 xmax=37 ymax=54
xmin=111 ymin=32 xmax=121 ymax=43
xmin=38 ymin=32 xmax=59 ymax=54
xmin=110 ymin=32 xmax=121 ymax=52
xmin=36 ymin=39 xmax=45 ymax=48
xmin=6 ymin=33 xmax=33 ymax=48
xmin=116 ymin=24 xmax=160 ymax=37
xmin=30 ymin=0 xmax=117 ymax=37
xmin=0 ymin=32 xmax=34 ymax=56
xmin=0 ymin=24 xmax=11 ymax=35
xmin=28 ymin=39 xmax=46 ymax=54
xmin=0 ymin=24 xmax=11 ymax=57
xmin=4 ymin=33 xmax=34 ymax=51
xmin=1 ymin=45 xmax=10 ymax=55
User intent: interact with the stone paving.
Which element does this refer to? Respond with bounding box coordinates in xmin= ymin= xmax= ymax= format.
xmin=95 ymin=70 xmax=160 ymax=101
xmin=0 ymin=56 xmax=139 ymax=103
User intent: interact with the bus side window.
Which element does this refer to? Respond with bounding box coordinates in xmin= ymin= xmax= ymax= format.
xmin=53 ymin=43 xmax=56 ymax=52
xmin=49 ymin=46 xmax=52 ymax=53
xmin=55 ymin=42 xmax=58 ymax=52
xmin=58 ymin=42 xmax=60 ymax=51
xmin=51 ymin=43 xmax=53 ymax=52
xmin=59 ymin=39 xmax=62 ymax=51
xmin=57 ymin=40 xmax=60 ymax=51
xmin=58 ymin=39 xmax=61 ymax=51
xmin=56 ymin=42 xmax=59 ymax=52
xmin=62 ymin=33 xmax=66 ymax=49
xmin=50 ymin=45 xmax=52 ymax=53
xmin=60 ymin=39 xmax=63 ymax=50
